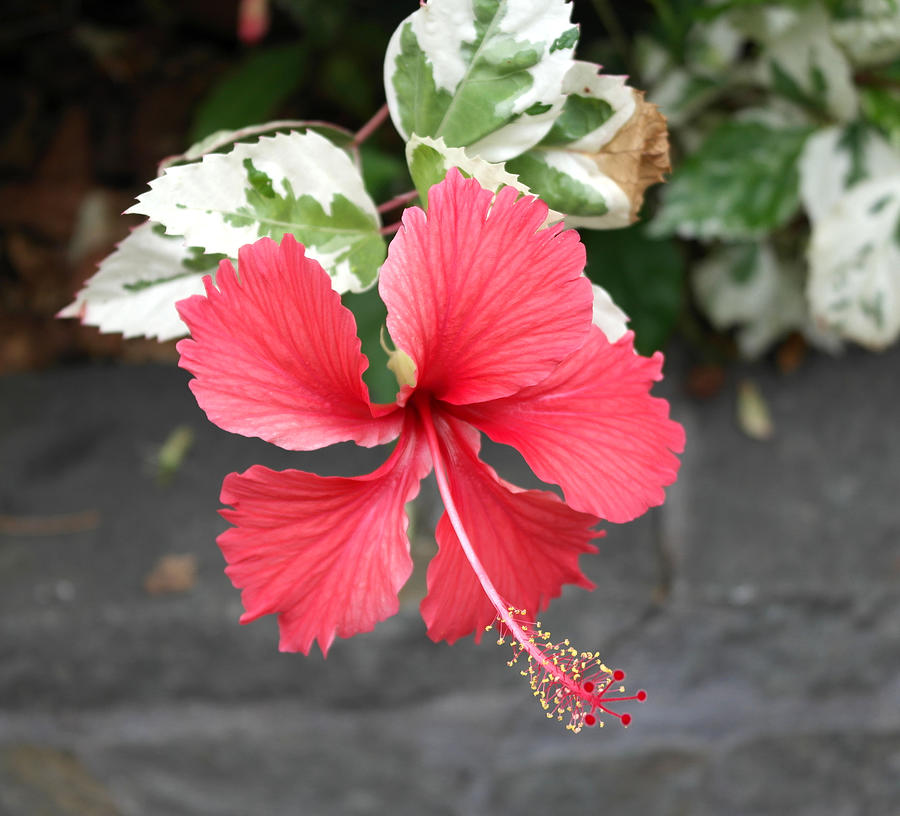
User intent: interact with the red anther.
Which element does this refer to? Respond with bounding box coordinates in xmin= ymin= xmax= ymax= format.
xmin=582 ymin=681 xmax=595 ymax=693
xmin=636 ymin=690 xmax=647 ymax=701
xmin=620 ymin=713 xmax=632 ymax=726
xmin=584 ymin=713 xmax=597 ymax=727
xmin=612 ymin=669 xmax=625 ymax=682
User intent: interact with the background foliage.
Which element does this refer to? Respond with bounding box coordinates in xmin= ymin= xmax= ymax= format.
xmin=3 ymin=0 xmax=899 ymax=375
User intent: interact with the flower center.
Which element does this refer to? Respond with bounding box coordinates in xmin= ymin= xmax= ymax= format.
xmin=380 ymin=327 xmax=417 ymax=388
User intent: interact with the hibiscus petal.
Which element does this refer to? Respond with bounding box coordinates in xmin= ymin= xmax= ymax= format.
xmin=177 ymin=235 xmax=401 ymax=450
xmin=380 ymin=169 xmax=592 ymax=405
xmin=218 ymin=417 xmax=431 ymax=656
xmin=420 ymin=413 xmax=599 ymax=644
xmin=453 ymin=326 xmax=685 ymax=524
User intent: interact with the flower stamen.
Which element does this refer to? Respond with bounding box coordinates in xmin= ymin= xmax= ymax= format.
xmin=487 ymin=611 xmax=646 ymax=732
xmin=419 ymin=398 xmax=645 ymax=733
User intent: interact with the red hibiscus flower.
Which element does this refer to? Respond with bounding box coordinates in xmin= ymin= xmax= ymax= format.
xmin=176 ymin=170 xmax=684 ymax=730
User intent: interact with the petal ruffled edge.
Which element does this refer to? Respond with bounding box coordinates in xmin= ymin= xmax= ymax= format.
xmin=177 ymin=235 xmax=402 ymax=451
xmin=453 ymin=326 xmax=685 ymax=524
xmin=218 ymin=414 xmax=431 ymax=656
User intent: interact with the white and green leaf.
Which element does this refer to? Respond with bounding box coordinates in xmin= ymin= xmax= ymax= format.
xmin=808 ymin=175 xmax=900 ymax=349
xmin=58 ymin=222 xmax=223 ymax=341
xmin=651 ymin=120 xmax=812 ymax=241
xmin=757 ymin=3 xmax=858 ymax=122
xmin=404 ymin=134 xmax=563 ymax=221
xmin=506 ymin=148 xmax=631 ymax=227
xmin=693 ymin=241 xmax=810 ymax=358
xmin=799 ymin=123 xmax=900 ymax=223
xmin=508 ymin=62 xmax=669 ymax=229
xmin=538 ymin=62 xmax=635 ymax=152
xmin=160 ymin=121 xmax=356 ymax=171
xmin=384 ymin=0 xmax=577 ymax=162
xmin=831 ymin=0 xmax=900 ymax=67
xmin=128 ymin=130 xmax=383 ymax=293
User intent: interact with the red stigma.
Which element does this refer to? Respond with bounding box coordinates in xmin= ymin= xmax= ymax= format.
xmin=582 ymin=681 xmax=595 ymax=693
xmin=583 ymin=713 xmax=597 ymax=727
xmin=621 ymin=713 xmax=632 ymax=727
xmin=612 ymin=669 xmax=625 ymax=682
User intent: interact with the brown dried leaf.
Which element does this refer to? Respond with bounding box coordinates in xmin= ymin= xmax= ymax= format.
xmin=589 ymin=91 xmax=671 ymax=223
xmin=143 ymin=554 xmax=198 ymax=595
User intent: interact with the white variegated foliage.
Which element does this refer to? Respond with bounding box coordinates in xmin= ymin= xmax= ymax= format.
xmin=756 ymin=3 xmax=858 ymax=123
xmin=831 ymin=0 xmax=900 ymax=67
xmin=507 ymin=63 xmax=667 ymax=229
xmin=160 ymin=121 xmax=357 ymax=171
xmin=799 ymin=125 xmax=900 ymax=223
xmin=693 ymin=242 xmax=814 ymax=358
xmin=807 ymin=176 xmax=900 ymax=349
xmin=59 ymin=222 xmax=212 ymax=341
xmin=384 ymin=0 xmax=577 ymax=162
xmin=128 ymin=131 xmax=383 ymax=294
xmin=800 ymin=125 xmax=900 ymax=348
xmin=404 ymin=135 xmax=563 ymax=222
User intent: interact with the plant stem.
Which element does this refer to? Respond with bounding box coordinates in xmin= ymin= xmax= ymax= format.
xmin=377 ymin=190 xmax=420 ymax=214
xmin=353 ymin=103 xmax=390 ymax=147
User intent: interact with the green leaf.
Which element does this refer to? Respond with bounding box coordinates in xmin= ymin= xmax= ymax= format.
xmin=506 ymin=151 xmax=609 ymax=217
xmin=862 ymin=86 xmax=900 ymax=149
xmin=540 ymin=95 xmax=614 ymax=146
xmin=581 ymin=223 xmax=684 ymax=354
xmin=190 ymin=44 xmax=308 ymax=143
xmin=652 ymin=120 xmax=812 ymax=241
xmin=128 ymin=131 xmax=384 ymax=292
xmin=222 ymin=159 xmax=385 ymax=289
xmin=550 ymin=26 xmax=579 ymax=53
xmin=341 ymin=287 xmax=397 ymax=405
xmin=407 ymin=138 xmax=451 ymax=203
xmin=384 ymin=0 xmax=577 ymax=162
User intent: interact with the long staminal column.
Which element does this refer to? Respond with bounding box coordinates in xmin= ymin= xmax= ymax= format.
xmin=417 ymin=399 xmax=646 ymax=732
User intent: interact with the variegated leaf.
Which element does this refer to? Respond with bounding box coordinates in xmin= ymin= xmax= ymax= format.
xmin=384 ymin=0 xmax=577 ymax=162
xmin=757 ymin=3 xmax=858 ymax=122
xmin=693 ymin=242 xmax=811 ymax=358
xmin=808 ymin=175 xmax=900 ymax=349
xmin=128 ymin=131 xmax=383 ymax=293
xmin=506 ymin=148 xmax=631 ymax=227
xmin=404 ymin=134 xmax=562 ymax=221
xmin=58 ymin=222 xmax=223 ymax=341
xmin=831 ymin=0 xmax=900 ymax=67
xmin=160 ymin=121 xmax=356 ymax=171
xmin=651 ymin=120 xmax=812 ymax=241
xmin=799 ymin=124 xmax=900 ymax=223
xmin=507 ymin=63 xmax=669 ymax=229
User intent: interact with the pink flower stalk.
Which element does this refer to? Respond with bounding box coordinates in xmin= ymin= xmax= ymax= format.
xmin=237 ymin=0 xmax=270 ymax=45
xmin=176 ymin=170 xmax=684 ymax=731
